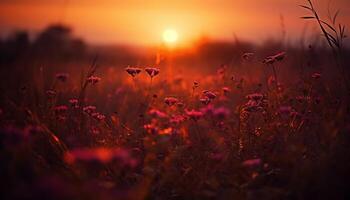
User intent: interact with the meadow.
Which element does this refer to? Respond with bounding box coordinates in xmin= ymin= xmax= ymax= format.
xmin=1 ymin=1 xmax=350 ymax=199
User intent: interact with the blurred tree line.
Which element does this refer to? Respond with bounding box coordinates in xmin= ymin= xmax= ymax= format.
xmin=0 ymin=24 xmax=87 ymax=64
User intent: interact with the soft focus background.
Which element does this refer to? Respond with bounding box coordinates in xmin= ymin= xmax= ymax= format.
xmin=1 ymin=0 xmax=350 ymax=46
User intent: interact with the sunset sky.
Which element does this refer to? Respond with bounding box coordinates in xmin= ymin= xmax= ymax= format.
xmin=1 ymin=0 xmax=349 ymax=46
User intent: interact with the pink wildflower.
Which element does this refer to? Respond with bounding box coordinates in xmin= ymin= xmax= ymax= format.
xmin=185 ymin=109 xmax=203 ymax=121
xmin=203 ymin=90 xmax=217 ymax=99
xmin=164 ymin=97 xmax=178 ymax=106
xmin=55 ymin=73 xmax=69 ymax=82
xmin=145 ymin=67 xmax=160 ymax=78
xmin=87 ymin=76 xmax=101 ymax=84
xmin=149 ymin=109 xmax=168 ymax=118
xmin=242 ymin=158 xmax=262 ymax=167
xmin=125 ymin=66 xmax=142 ymax=77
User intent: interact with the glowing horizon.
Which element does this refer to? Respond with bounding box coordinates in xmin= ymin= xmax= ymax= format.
xmin=0 ymin=0 xmax=349 ymax=46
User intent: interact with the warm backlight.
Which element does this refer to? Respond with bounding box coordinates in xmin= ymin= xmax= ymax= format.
xmin=162 ymin=29 xmax=178 ymax=44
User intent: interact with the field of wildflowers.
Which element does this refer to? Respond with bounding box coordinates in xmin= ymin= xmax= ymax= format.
xmin=1 ymin=1 xmax=350 ymax=199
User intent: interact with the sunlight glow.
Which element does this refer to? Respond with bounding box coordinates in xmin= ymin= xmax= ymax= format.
xmin=162 ymin=29 xmax=178 ymax=44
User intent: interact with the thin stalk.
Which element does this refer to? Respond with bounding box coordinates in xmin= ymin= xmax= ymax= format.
xmin=271 ymin=63 xmax=280 ymax=104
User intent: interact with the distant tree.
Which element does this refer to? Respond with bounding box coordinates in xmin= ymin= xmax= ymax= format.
xmin=33 ymin=24 xmax=86 ymax=60
xmin=0 ymin=31 xmax=29 ymax=63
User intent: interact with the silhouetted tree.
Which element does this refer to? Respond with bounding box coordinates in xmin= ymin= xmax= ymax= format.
xmin=33 ymin=24 xmax=86 ymax=60
xmin=0 ymin=31 xmax=29 ymax=63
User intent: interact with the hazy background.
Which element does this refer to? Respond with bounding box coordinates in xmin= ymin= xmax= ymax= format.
xmin=1 ymin=0 xmax=349 ymax=46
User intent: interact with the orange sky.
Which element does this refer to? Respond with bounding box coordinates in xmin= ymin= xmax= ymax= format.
xmin=0 ymin=0 xmax=349 ymax=46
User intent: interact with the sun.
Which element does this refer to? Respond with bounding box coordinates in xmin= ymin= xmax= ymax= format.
xmin=162 ymin=29 xmax=178 ymax=44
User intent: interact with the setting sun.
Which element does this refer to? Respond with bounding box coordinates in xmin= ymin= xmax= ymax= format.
xmin=162 ymin=29 xmax=178 ymax=44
